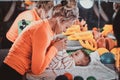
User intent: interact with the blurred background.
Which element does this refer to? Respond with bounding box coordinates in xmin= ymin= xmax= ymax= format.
xmin=0 ymin=0 xmax=116 ymax=49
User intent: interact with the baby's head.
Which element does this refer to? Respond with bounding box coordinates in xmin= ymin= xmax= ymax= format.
xmin=71 ymin=49 xmax=91 ymax=66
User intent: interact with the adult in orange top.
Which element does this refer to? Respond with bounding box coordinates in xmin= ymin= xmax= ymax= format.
xmin=6 ymin=1 xmax=54 ymax=42
xmin=0 ymin=0 xmax=79 ymax=80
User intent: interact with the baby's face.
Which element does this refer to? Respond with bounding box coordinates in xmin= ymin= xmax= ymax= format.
xmin=71 ymin=50 xmax=89 ymax=66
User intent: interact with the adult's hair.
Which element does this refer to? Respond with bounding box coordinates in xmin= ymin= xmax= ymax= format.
xmin=52 ymin=0 xmax=79 ymax=21
xmin=36 ymin=1 xmax=54 ymax=12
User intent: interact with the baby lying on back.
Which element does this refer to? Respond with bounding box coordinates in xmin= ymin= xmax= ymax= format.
xmin=47 ymin=49 xmax=91 ymax=70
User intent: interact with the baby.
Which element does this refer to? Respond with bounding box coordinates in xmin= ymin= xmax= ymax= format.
xmin=70 ymin=49 xmax=91 ymax=66
xmin=47 ymin=49 xmax=91 ymax=70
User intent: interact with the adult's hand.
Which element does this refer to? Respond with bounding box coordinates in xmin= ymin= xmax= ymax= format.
xmin=52 ymin=38 xmax=67 ymax=51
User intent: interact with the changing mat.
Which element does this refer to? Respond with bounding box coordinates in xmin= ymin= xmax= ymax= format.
xmin=26 ymin=51 xmax=118 ymax=80
xmin=26 ymin=62 xmax=118 ymax=80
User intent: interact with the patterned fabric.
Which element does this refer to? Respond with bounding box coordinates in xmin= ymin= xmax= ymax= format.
xmin=47 ymin=50 xmax=75 ymax=70
xmin=26 ymin=51 xmax=118 ymax=80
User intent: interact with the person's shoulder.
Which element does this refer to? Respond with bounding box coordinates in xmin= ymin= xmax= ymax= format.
xmin=25 ymin=19 xmax=48 ymax=31
xmin=26 ymin=20 xmax=43 ymax=30
xmin=32 ymin=19 xmax=48 ymax=28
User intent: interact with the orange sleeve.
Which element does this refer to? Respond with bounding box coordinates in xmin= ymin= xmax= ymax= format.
xmin=37 ymin=46 xmax=57 ymax=74
xmin=31 ymin=21 xmax=57 ymax=75
xmin=6 ymin=10 xmax=36 ymax=42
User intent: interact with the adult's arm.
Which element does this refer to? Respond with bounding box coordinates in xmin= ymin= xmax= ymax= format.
xmin=31 ymin=22 xmax=57 ymax=75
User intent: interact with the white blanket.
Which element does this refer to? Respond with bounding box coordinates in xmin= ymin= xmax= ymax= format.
xmin=26 ymin=51 xmax=118 ymax=80
xmin=26 ymin=63 xmax=118 ymax=80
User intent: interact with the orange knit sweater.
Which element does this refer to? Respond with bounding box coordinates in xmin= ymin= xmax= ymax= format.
xmin=4 ymin=20 xmax=57 ymax=75
xmin=6 ymin=8 xmax=40 ymax=42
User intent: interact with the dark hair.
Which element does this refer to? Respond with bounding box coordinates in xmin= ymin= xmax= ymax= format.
xmin=61 ymin=0 xmax=68 ymax=6
xmin=80 ymin=49 xmax=91 ymax=65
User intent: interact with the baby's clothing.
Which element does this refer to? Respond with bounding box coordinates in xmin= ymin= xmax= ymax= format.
xmin=47 ymin=50 xmax=75 ymax=70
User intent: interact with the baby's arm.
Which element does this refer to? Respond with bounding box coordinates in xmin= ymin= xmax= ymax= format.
xmin=48 ymin=50 xmax=75 ymax=70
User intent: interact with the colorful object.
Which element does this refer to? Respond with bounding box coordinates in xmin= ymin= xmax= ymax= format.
xmin=18 ymin=19 xmax=31 ymax=34
xmin=100 ymin=52 xmax=115 ymax=64
xmin=55 ymin=75 xmax=68 ymax=80
xmin=25 ymin=0 xmax=33 ymax=5
xmin=110 ymin=48 xmax=119 ymax=59
xmin=64 ymin=72 xmax=73 ymax=80
xmin=63 ymin=21 xmax=88 ymax=36
xmin=74 ymin=19 xmax=88 ymax=31
xmin=79 ymin=39 xmax=97 ymax=51
xmin=96 ymin=48 xmax=109 ymax=56
xmin=81 ymin=48 xmax=93 ymax=54
xmin=110 ymin=48 xmax=120 ymax=71
xmin=67 ymin=31 xmax=93 ymax=40
xmin=86 ymin=76 xmax=96 ymax=80
xmin=63 ymin=25 xmax=81 ymax=36
xmin=101 ymin=24 xmax=113 ymax=36
xmin=96 ymin=37 xmax=116 ymax=51
xmin=74 ymin=76 xmax=84 ymax=80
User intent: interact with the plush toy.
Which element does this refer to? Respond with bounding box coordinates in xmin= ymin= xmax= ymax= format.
xmin=74 ymin=76 xmax=84 ymax=80
xmin=96 ymin=48 xmax=109 ymax=56
xmin=86 ymin=76 xmax=96 ymax=80
xmin=55 ymin=75 xmax=68 ymax=80
xmin=100 ymin=52 xmax=115 ymax=64
xmin=64 ymin=72 xmax=73 ymax=80
xmin=24 ymin=0 xmax=33 ymax=6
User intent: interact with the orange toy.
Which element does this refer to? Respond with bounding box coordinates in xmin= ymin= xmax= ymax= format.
xmin=110 ymin=48 xmax=120 ymax=72
xmin=25 ymin=0 xmax=33 ymax=6
xmin=64 ymin=72 xmax=73 ymax=80
xmin=96 ymin=48 xmax=109 ymax=56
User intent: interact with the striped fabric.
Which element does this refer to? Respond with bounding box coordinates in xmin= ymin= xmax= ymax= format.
xmin=47 ymin=50 xmax=75 ymax=70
